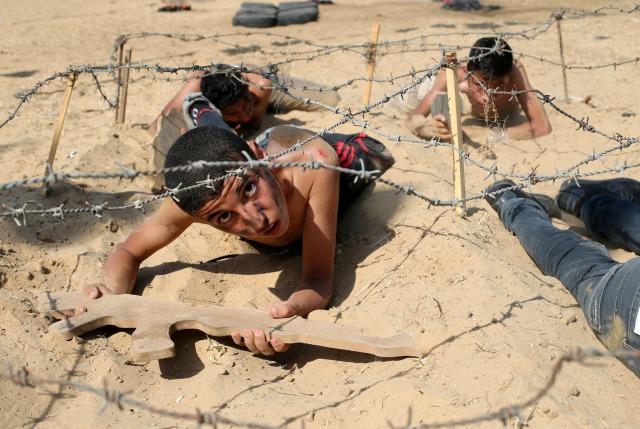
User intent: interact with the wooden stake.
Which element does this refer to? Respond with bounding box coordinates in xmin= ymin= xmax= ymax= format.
xmin=41 ymin=71 xmax=78 ymax=197
xmin=444 ymin=52 xmax=466 ymax=216
xmin=363 ymin=22 xmax=380 ymax=106
xmin=555 ymin=13 xmax=569 ymax=102
xmin=116 ymin=48 xmax=132 ymax=124
xmin=114 ymin=40 xmax=124 ymax=122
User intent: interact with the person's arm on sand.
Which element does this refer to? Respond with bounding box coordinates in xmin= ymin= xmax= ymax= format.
xmin=404 ymin=70 xmax=448 ymax=139
xmin=232 ymin=144 xmax=340 ymax=356
xmin=275 ymin=165 xmax=339 ymax=318
xmin=506 ymin=60 xmax=552 ymax=140
xmin=243 ymin=72 xmax=273 ymax=130
xmin=161 ymin=71 xmax=205 ymax=115
xmin=70 ymin=199 xmax=193 ymax=317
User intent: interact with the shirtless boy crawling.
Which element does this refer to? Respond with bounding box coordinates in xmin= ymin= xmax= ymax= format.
xmin=404 ymin=37 xmax=552 ymax=142
xmin=70 ymin=125 xmax=394 ymax=356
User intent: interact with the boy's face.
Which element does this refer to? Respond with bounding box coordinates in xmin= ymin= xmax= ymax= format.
xmin=460 ymin=72 xmax=511 ymax=118
xmin=195 ymin=168 xmax=289 ymax=239
xmin=220 ymin=91 xmax=254 ymax=128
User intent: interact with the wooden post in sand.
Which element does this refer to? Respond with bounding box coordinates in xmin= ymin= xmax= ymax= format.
xmin=114 ymin=39 xmax=125 ymax=122
xmin=116 ymin=48 xmax=132 ymax=124
xmin=444 ymin=52 xmax=466 ymax=216
xmin=553 ymin=11 xmax=569 ymax=102
xmin=40 ymin=71 xmax=78 ymax=197
xmin=363 ymin=22 xmax=380 ymax=106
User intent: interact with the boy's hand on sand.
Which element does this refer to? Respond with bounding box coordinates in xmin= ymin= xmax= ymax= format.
xmin=270 ymin=301 xmax=299 ymax=318
xmin=432 ymin=114 xmax=452 ymax=140
xmin=231 ymin=329 xmax=289 ymax=356
xmin=63 ymin=283 xmax=115 ymax=319
xmin=405 ymin=114 xmax=433 ymax=139
xmin=229 ymin=301 xmax=298 ymax=355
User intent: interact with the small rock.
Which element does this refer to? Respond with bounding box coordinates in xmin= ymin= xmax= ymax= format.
xmin=305 ymin=412 xmax=315 ymax=422
xmin=539 ymin=405 xmax=550 ymax=414
xmin=563 ymin=314 xmax=578 ymax=325
xmin=109 ymin=220 xmax=119 ymax=233
xmin=338 ymin=385 xmax=352 ymax=398
xmin=213 ymin=366 xmax=228 ymax=376
xmin=569 ymin=386 xmax=580 ymax=397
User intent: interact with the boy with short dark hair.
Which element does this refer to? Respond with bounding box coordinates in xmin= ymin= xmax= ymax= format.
xmin=72 ymin=125 xmax=394 ymax=356
xmin=391 ymin=37 xmax=552 ymax=141
xmin=156 ymin=65 xmax=341 ymax=133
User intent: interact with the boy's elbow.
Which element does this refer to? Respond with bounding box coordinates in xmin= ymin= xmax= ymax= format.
xmin=535 ymin=122 xmax=552 ymax=138
xmin=109 ymin=240 xmax=145 ymax=266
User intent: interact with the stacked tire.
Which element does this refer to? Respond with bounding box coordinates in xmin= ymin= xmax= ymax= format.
xmin=232 ymin=2 xmax=278 ymax=28
xmin=232 ymin=2 xmax=319 ymax=28
xmin=277 ymin=2 xmax=318 ymax=26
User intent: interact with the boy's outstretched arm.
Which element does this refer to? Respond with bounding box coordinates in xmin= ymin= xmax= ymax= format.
xmin=232 ymin=163 xmax=340 ymax=356
xmin=244 ymin=72 xmax=273 ymax=130
xmin=70 ymin=199 xmax=194 ymax=317
xmin=404 ymin=70 xmax=448 ymax=139
xmin=161 ymin=71 xmax=205 ymax=116
xmin=278 ymin=166 xmax=340 ymax=317
xmin=508 ymin=60 xmax=552 ymax=140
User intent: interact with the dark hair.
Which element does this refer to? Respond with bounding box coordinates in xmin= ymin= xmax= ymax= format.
xmin=200 ymin=70 xmax=248 ymax=109
xmin=467 ymin=37 xmax=513 ymax=79
xmin=164 ymin=126 xmax=257 ymax=215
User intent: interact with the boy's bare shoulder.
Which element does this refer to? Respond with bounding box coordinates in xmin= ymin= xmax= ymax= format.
xmin=154 ymin=198 xmax=197 ymax=229
xmin=267 ymin=126 xmax=338 ymax=165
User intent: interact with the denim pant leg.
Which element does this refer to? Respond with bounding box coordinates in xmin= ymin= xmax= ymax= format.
xmin=595 ymin=258 xmax=640 ymax=375
xmin=581 ymin=195 xmax=640 ymax=255
xmin=500 ymin=198 xmax=640 ymax=376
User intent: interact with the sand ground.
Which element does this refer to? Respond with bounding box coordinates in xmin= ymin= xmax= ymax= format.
xmin=1 ymin=0 xmax=640 ymax=428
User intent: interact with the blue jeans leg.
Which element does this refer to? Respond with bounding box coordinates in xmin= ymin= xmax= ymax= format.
xmin=500 ymin=197 xmax=640 ymax=376
xmin=581 ymin=194 xmax=640 ymax=255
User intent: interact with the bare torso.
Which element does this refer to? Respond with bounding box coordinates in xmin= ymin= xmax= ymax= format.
xmin=246 ymin=126 xmax=339 ymax=246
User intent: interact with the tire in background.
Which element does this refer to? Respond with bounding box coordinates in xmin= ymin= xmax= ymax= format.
xmin=278 ymin=1 xmax=317 ymax=11
xmin=233 ymin=12 xmax=277 ymax=28
xmin=233 ymin=3 xmax=278 ymax=28
xmin=276 ymin=6 xmax=318 ymax=26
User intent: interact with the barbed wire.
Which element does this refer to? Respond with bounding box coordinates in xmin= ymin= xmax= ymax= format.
xmin=1 ymin=365 xmax=281 ymax=429
xmin=2 ymin=59 xmax=640 ymax=222
xmin=3 ymin=143 xmax=640 ymax=224
xmin=3 ymin=347 xmax=638 ymax=429
xmin=2 ymin=5 xmax=640 ymax=429
xmin=3 ymin=6 xmax=640 ymax=131
xmin=391 ymin=347 xmax=640 ymax=428
xmin=106 ymin=5 xmax=640 ymax=63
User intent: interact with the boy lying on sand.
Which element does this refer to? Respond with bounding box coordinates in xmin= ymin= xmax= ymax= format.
xmin=68 ymin=125 xmax=394 ymax=356
xmin=155 ymin=65 xmax=340 ymax=133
